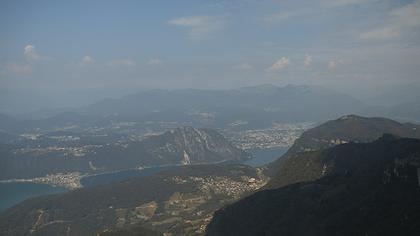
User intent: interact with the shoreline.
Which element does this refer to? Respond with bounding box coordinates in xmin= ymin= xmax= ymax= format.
xmin=0 ymin=151 xmax=280 ymax=190
xmin=0 ymin=172 xmax=85 ymax=190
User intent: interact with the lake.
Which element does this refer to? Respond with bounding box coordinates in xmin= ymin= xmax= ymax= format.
xmin=244 ymin=147 xmax=288 ymax=167
xmin=0 ymin=182 xmax=67 ymax=213
xmin=82 ymin=147 xmax=288 ymax=187
xmin=0 ymin=146 xmax=288 ymax=212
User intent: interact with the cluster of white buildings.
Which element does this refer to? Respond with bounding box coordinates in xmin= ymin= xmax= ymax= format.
xmin=224 ymin=122 xmax=312 ymax=150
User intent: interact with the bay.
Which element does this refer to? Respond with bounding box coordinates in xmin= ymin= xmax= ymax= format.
xmin=244 ymin=147 xmax=288 ymax=167
xmin=0 ymin=147 xmax=288 ymax=212
xmin=0 ymin=182 xmax=67 ymax=213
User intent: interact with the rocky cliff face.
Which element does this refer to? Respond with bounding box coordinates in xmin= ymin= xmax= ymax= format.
xmin=154 ymin=127 xmax=248 ymax=164
xmin=0 ymin=127 xmax=250 ymax=179
xmin=93 ymin=126 xmax=250 ymax=169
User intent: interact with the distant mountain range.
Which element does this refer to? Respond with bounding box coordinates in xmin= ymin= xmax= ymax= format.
xmin=0 ymin=127 xmax=248 ymax=179
xmin=1 ymin=84 xmax=419 ymax=134
xmin=206 ymin=135 xmax=420 ymax=236
xmin=367 ymin=83 xmax=420 ymax=107
xmin=0 ymin=84 xmax=369 ymax=133
xmin=84 ymin=84 xmax=365 ymax=123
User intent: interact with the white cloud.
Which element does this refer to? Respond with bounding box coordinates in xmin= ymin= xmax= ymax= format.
xmin=4 ymin=44 xmax=41 ymax=75
xmin=108 ymin=59 xmax=136 ymax=67
xmin=304 ymin=54 xmax=313 ymax=67
xmin=391 ymin=0 xmax=420 ymax=28
xmin=328 ymin=59 xmax=344 ymax=70
xmin=359 ymin=27 xmax=400 ymax=40
xmin=328 ymin=60 xmax=337 ymax=70
xmin=268 ymin=57 xmax=290 ymax=71
xmin=4 ymin=63 xmax=32 ymax=75
xmin=81 ymin=55 xmax=95 ymax=65
xmin=147 ymin=59 xmax=162 ymax=65
xmin=24 ymin=44 xmax=40 ymax=61
xmin=168 ymin=16 xmax=224 ymax=39
xmin=324 ymin=0 xmax=374 ymax=7
xmin=359 ymin=0 xmax=420 ymax=41
xmin=262 ymin=11 xmax=301 ymax=23
xmin=233 ymin=63 xmax=253 ymax=70
xmin=169 ymin=16 xmax=207 ymax=26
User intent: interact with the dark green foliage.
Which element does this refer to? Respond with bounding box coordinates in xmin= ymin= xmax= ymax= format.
xmin=0 ymin=164 xmax=257 ymax=236
xmin=266 ymin=115 xmax=420 ymax=188
xmin=99 ymin=225 xmax=162 ymax=236
xmin=0 ymin=127 xmax=249 ymax=179
xmin=206 ymin=136 xmax=420 ymax=236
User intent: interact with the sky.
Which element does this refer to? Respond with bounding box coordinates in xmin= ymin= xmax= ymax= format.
xmin=1 ymin=0 xmax=420 ymax=114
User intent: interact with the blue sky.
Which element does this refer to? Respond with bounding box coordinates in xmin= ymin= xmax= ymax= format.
xmin=1 ymin=0 xmax=420 ymax=113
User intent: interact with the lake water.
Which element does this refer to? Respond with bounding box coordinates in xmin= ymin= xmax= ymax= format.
xmin=244 ymin=147 xmax=288 ymax=167
xmin=0 ymin=147 xmax=288 ymax=212
xmin=81 ymin=147 xmax=288 ymax=187
xmin=0 ymin=182 xmax=67 ymax=213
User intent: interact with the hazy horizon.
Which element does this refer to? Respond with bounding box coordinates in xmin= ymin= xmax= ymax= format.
xmin=1 ymin=0 xmax=420 ymax=114
xmin=2 ymin=2 xmax=420 ymax=234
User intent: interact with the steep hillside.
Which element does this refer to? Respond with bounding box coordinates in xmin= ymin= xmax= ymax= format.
xmin=90 ymin=126 xmax=250 ymax=170
xmin=206 ymin=135 xmax=420 ymax=236
xmin=284 ymin=115 xmax=420 ymax=155
xmin=266 ymin=115 xmax=420 ymax=187
xmin=0 ymin=127 xmax=249 ymax=179
xmin=99 ymin=226 xmax=161 ymax=236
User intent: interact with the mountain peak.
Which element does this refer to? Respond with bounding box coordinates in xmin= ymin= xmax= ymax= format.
xmin=237 ymin=84 xmax=280 ymax=93
xmin=158 ymin=126 xmax=249 ymax=164
xmin=265 ymin=115 xmax=420 ymax=187
xmin=206 ymin=137 xmax=420 ymax=236
xmin=337 ymin=114 xmax=363 ymax=120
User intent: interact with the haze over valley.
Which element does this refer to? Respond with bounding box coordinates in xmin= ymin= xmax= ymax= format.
xmin=1 ymin=1 xmax=420 ymax=235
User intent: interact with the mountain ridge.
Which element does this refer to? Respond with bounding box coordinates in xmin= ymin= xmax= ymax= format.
xmin=0 ymin=84 xmax=368 ymax=133
xmin=206 ymin=135 xmax=420 ymax=236
xmin=265 ymin=114 xmax=420 ymax=188
xmin=0 ymin=126 xmax=248 ymax=180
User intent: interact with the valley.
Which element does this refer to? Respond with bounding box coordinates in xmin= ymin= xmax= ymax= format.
xmin=2 ymin=114 xmax=420 ymax=236
xmin=0 ymin=120 xmax=308 ymax=183
xmin=3 ymin=1 xmax=420 ymax=234
xmin=0 ymin=118 xmax=306 ymax=214
xmin=0 ymin=165 xmax=268 ymax=236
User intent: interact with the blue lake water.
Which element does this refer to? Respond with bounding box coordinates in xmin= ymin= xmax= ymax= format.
xmin=0 ymin=182 xmax=67 ymax=213
xmin=80 ymin=148 xmax=287 ymax=187
xmin=244 ymin=147 xmax=288 ymax=167
xmin=81 ymin=147 xmax=288 ymax=187
xmin=0 ymin=146 xmax=288 ymax=212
